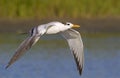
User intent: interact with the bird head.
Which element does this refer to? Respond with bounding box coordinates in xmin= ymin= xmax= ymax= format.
xmin=65 ymin=22 xmax=80 ymax=28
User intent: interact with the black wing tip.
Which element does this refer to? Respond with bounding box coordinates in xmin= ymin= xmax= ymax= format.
xmin=5 ymin=64 xmax=9 ymax=69
xmin=72 ymin=50 xmax=83 ymax=76
xmin=76 ymin=62 xmax=83 ymax=75
xmin=5 ymin=62 xmax=12 ymax=69
xmin=78 ymin=66 xmax=83 ymax=75
xmin=77 ymin=61 xmax=83 ymax=76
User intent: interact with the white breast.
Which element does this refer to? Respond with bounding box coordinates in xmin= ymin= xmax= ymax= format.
xmin=46 ymin=26 xmax=61 ymax=34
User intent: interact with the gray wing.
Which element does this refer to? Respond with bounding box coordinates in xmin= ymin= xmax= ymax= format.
xmin=5 ymin=35 xmax=40 ymax=69
xmin=61 ymin=29 xmax=84 ymax=75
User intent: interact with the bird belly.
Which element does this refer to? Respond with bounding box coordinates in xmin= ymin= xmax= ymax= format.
xmin=46 ymin=26 xmax=60 ymax=34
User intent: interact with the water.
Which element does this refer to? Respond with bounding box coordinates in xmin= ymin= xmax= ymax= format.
xmin=0 ymin=33 xmax=120 ymax=78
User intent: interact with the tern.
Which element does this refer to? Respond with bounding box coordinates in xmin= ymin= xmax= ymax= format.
xmin=6 ymin=21 xmax=84 ymax=75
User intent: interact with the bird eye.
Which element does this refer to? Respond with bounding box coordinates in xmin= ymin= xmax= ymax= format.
xmin=66 ymin=23 xmax=70 ymax=25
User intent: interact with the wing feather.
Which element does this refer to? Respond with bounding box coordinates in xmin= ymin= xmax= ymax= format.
xmin=61 ymin=29 xmax=84 ymax=75
xmin=5 ymin=35 xmax=40 ymax=69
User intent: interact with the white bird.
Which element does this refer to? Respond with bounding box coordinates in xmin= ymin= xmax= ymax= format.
xmin=5 ymin=21 xmax=84 ymax=75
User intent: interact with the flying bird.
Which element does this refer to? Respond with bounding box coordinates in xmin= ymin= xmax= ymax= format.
xmin=6 ymin=21 xmax=84 ymax=75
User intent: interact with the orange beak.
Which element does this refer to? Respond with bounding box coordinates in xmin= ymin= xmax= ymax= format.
xmin=72 ymin=24 xmax=80 ymax=28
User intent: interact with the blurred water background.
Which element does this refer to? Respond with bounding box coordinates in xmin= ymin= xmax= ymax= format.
xmin=0 ymin=32 xmax=120 ymax=78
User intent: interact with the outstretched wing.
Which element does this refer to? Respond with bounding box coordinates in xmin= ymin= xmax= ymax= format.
xmin=5 ymin=35 xmax=40 ymax=69
xmin=61 ymin=29 xmax=84 ymax=75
